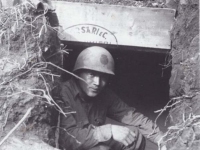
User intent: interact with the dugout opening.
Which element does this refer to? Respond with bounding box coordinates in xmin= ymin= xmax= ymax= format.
xmin=61 ymin=42 xmax=171 ymax=132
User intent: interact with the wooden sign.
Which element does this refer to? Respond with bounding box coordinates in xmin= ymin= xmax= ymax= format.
xmin=52 ymin=1 xmax=175 ymax=49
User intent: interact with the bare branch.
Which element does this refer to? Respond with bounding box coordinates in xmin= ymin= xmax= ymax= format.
xmin=0 ymin=107 xmax=33 ymax=146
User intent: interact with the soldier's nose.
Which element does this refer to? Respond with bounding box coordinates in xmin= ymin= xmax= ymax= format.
xmin=93 ymin=76 xmax=100 ymax=86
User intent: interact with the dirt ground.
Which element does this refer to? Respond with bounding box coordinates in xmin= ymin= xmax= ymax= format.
xmin=0 ymin=2 xmax=62 ymax=149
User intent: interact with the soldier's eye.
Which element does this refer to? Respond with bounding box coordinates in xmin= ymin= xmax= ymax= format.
xmin=88 ymin=72 xmax=95 ymax=77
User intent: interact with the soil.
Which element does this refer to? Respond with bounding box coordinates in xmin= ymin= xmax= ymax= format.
xmin=165 ymin=1 xmax=200 ymax=150
xmin=0 ymin=2 xmax=61 ymax=150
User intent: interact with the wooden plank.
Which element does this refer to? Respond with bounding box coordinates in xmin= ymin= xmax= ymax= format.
xmin=53 ymin=1 xmax=175 ymax=49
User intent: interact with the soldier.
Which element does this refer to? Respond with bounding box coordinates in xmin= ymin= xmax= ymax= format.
xmin=59 ymin=46 xmax=166 ymax=150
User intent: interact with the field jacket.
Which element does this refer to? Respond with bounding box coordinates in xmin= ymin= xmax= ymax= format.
xmin=59 ymin=78 xmax=163 ymax=150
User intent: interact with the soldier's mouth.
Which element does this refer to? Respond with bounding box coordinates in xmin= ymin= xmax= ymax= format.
xmin=90 ymin=88 xmax=100 ymax=93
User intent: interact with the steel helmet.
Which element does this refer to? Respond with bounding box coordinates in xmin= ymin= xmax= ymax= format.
xmin=73 ymin=46 xmax=115 ymax=75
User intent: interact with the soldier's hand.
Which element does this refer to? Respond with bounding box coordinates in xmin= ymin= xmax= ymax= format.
xmin=111 ymin=125 xmax=136 ymax=146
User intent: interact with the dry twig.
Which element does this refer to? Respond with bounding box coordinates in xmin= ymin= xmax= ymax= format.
xmin=0 ymin=107 xmax=33 ymax=146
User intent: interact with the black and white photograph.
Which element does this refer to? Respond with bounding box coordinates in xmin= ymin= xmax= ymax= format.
xmin=0 ymin=0 xmax=199 ymax=150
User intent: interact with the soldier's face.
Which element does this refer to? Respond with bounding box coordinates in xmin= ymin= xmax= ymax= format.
xmin=77 ymin=70 xmax=109 ymax=97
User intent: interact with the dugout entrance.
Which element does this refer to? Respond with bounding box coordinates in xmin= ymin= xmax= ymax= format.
xmin=53 ymin=0 xmax=175 ymax=134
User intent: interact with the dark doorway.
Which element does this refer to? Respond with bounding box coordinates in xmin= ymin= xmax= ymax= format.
xmin=62 ymin=42 xmax=171 ymax=132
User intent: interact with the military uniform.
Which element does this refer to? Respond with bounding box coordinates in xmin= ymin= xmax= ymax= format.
xmin=59 ymin=78 xmax=163 ymax=150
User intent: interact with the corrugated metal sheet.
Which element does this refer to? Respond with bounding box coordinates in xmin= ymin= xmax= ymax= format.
xmin=53 ymin=1 xmax=175 ymax=49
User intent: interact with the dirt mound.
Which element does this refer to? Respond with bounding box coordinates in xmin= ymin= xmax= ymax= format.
xmin=0 ymin=1 xmax=62 ymax=149
xmin=159 ymin=1 xmax=199 ymax=150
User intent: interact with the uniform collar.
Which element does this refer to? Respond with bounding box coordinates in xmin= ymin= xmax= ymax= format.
xmin=69 ymin=78 xmax=81 ymax=99
xmin=70 ymin=78 xmax=92 ymax=102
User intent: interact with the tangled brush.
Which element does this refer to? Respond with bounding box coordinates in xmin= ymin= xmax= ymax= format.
xmin=155 ymin=52 xmax=200 ymax=150
xmin=0 ymin=1 xmax=77 ymax=149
